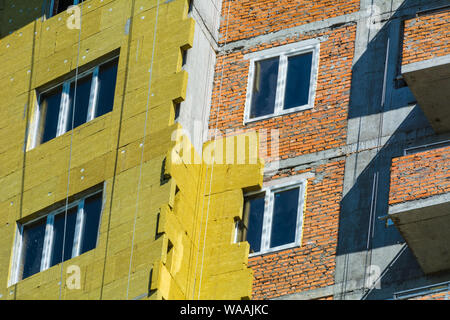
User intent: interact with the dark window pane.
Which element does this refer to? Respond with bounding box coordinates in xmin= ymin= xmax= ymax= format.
xmin=40 ymin=87 xmax=63 ymax=144
xmin=51 ymin=207 xmax=78 ymax=267
xmin=67 ymin=75 xmax=93 ymax=131
xmin=270 ymin=187 xmax=300 ymax=248
xmin=243 ymin=193 xmax=265 ymax=253
xmin=21 ymin=219 xmax=46 ymax=279
xmin=250 ymin=57 xmax=279 ymax=119
xmin=284 ymin=52 xmax=313 ymax=110
xmin=53 ymin=0 xmax=75 ymax=15
xmin=80 ymin=192 xmax=103 ymax=254
xmin=96 ymin=58 xmax=118 ymax=117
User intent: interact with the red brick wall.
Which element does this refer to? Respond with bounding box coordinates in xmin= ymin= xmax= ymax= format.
xmin=218 ymin=0 xmax=360 ymax=44
xmin=249 ymin=160 xmax=345 ymax=299
xmin=209 ymin=4 xmax=356 ymax=300
xmin=389 ymin=146 xmax=450 ymax=206
xmin=410 ymin=290 xmax=450 ymax=300
xmin=402 ymin=9 xmax=450 ymax=66
xmin=209 ymin=24 xmax=356 ymax=163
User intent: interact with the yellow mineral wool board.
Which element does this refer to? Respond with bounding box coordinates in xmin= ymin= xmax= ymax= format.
xmin=0 ymin=39 xmax=35 ymax=77
xmin=203 ymin=268 xmax=254 ymax=300
xmin=118 ymin=108 xmax=176 ymax=148
xmin=203 ymin=243 xmax=251 ymax=276
xmin=203 ymin=164 xmax=264 ymax=196
xmin=0 ymin=0 xmax=42 ymax=38
xmin=151 ymin=260 xmax=185 ymax=300
xmin=164 ymin=235 xmax=196 ymax=294
xmin=123 ymin=71 xmax=188 ymax=118
xmin=0 ymin=171 xmax=22 ymax=203
xmin=20 ymin=176 xmax=59 ymax=217
xmin=158 ymin=133 xmax=264 ymax=300
xmin=0 ymin=144 xmax=22 ymax=179
xmin=0 ymin=0 xmax=262 ymax=301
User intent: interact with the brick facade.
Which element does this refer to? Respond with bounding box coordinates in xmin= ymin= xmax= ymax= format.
xmin=249 ymin=160 xmax=345 ymax=299
xmin=389 ymin=146 xmax=450 ymax=206
xmin=411 ymin=290 xmax=450 ymax=300
xmin=402 ymin=9 xmax=450 ymax=66
xmin=209 ymin=0 xmax=357 ymax=300
xmin=209 ymin=24 xmax=356 ymax=162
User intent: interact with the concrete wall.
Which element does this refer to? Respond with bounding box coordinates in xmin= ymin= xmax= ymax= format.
xmin=177 ymin=0 xmax=222 ymax=153
xmin=334 ymin=0 xmax=450 ymax=300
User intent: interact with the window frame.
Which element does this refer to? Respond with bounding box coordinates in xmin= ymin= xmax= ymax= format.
xmin=243 ymin=39 xmax=320 ymax=124
xmin=9 ymin=188 xmax=104 ymax=286
xmin=236 ymin=179 xmax=307 ymax=257
xmin=29 ymin=55 xmax=119 ymax=149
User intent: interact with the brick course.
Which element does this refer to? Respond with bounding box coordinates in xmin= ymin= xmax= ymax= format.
xmin=209 ymin=2 xmax=356 ymax=299
xmin=249 ymin=160 xmax=345 ymax=299
xmin=402 ymin=9 xmax=450 ymax=66
xmin=209 ymin=24 xmax=357 ymax=163
xmin=389 ymin=146 xmax=450 ymax=206
xmin=410 ymin=290 xmax=450 ymax=300
xmin=218 ymin=0 xmax=359 ymax=44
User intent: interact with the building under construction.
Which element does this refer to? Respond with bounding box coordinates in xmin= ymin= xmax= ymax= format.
xmin=0 ymin=0 xmax=449 ymax=300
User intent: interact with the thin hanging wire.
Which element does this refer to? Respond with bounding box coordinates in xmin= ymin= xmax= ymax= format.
xmin=195 ymin=0 xmax=233 ymax=300
xmin=126 ymin=0 xmax=161 ymax=300
xmin=14 ymin=0 xmax=46 ymax=302
xmin=185 ymin=1 xmax=217 ymax=299
xmin=362 ymin=32 xmax=390 ymax=299
xmin=59 ymin=3 xmax=84 ymax=300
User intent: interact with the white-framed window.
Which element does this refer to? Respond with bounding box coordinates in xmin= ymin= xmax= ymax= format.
xmin=235 ymin=179 xmax=307 ymax=256
xmin=243 ymin=39 xmax=320 ymax=123
xmin=9 ymin=187 xmax=104 ymax=285
xmin=49 ymin=0 xmax=85 ymax=17
xmin=29 ymin=56 xmax=119 ymax=149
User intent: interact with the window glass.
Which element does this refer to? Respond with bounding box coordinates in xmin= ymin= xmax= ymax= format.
xmin=67 ymin=75 xmax=93 ymax=130
xmin=15 ymin=187 xmax=104 ymax=283
xmin=34 ymin=55 xmax=118 ymax=148
xmin=96 ymin=58 xmax=118 ymax=117
xmin=250 ymin=57 xmax=279 ymax=119
xmin=80 ymin=192 xmax=103 ymax=254
xmin=243 ymin=194 xmax=265 ymax=253
xmin=284 ymin=53 xmax=313 ymax=110
xmin=52 ymin=0 xmax=75 ymax=16
xmin=21 ymin=219 xmax=46 ymax=279
xmin=270 ymin=187 xmax=300 ymax=248
xmin=40 ymin=87 xmax=63 ymax=144
xmin=50 ymin=207 xmax=78 ymax=267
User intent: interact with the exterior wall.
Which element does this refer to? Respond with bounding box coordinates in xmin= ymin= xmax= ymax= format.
xmin=209 ymin=24 xmax=356 ymax=160
xmin=402 ymin=9 xmax=450 ymax=66
xmin=211 ymin=0 xmax=450 ymax=301
xmin=410 ymin=290 xmax=450 ymax=300
xmin=210 ymin=0 xmax=356 ymax=300
xmin=218 ymin=0 xmax=359 ymax=43
xmin=0 ymin=0 xmax=263 ymax=300
xmin=0 ymin=0 xmax=43 ymax=38
xmin=156 ymin=130 xmax=264 ymax=300
xmin=177 ymin=0 xmax=222 ymax=153
xmin=389 ymin=146 xmax=450 ymax=206
xmin=2 ymin=0 xmax=450 ymax=302
xmin=249 ymin=160 xmax=345 ymax=299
